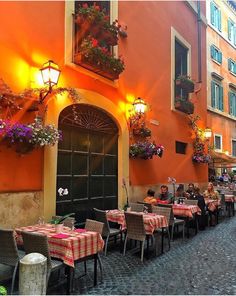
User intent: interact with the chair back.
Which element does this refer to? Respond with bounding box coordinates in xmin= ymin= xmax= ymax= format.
xmin=220 ymin=193 xmax=225 ymax=204
xmin=93 ymin=208 xmax=110 ymax=236
xmin=184 ymin=199 xmax=198 ymax=205
xmin=51 ymin=216 xmax=75 ymax=228
xmin=124 ymin=212 xmax=146 ymax=241
xmin=85 ymin=219 xmax=104 ymax=235
xmin=129 ymin=202 xmax=144 ymax=212
xmin=137 ymin=202 xmax=152 ymax=213
xmin=156 ymin=203 xmax=173 ymax=208
xmin=22 ymin=231 xmax=52 ymax=270
xmin=152 ymin=206 xmax=171 ymax=225
xmin=0 ymin=229 xmax=19 ymax=266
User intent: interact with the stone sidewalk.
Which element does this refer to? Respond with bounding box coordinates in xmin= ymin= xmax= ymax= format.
xmin=50 ymin=216 xmax=236 ymax=295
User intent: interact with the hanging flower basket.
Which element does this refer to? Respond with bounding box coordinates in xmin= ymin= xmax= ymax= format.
xmin=192 ymin=153 xmax=211 ymax=164
xmin=129 ymin=141 xmax=164 ymax=160
xmin=133 ymin=127 xmax=151 ymax=137
xmin=175 ymin=76 xmax=195 ymax=93
xmin=0 ymin=118 xmax=62 ymax=155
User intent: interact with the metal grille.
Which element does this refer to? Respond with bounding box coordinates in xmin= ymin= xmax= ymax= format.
xmin=59 ymin=104 xmax=118 ymax=134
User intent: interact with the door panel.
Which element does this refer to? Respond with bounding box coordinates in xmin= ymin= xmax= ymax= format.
xmin=56 ymin=104 xmax=118 ymax=226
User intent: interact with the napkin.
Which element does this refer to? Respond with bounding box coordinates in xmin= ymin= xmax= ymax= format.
xmin=52 ymin=233 xmax=70 ymax=239
xmin=74 ymin=228 xmax=87 ymax=233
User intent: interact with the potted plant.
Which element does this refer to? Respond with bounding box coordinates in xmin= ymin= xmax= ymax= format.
xmin=129 ymin=141 xmax=164 ymax=160
xmin=51 ymin=213 xmax=75 ymax=233
xmin=175 ymin=97 xmax=194 ymax=114
xmin=175 ymin=75 xmax=195 ymax=93
xmin=133 ymin=126 xmax=152 ymax=137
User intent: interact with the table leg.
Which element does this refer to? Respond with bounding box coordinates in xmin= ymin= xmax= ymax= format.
xmin=65 ymin=266 xmax=74 ymax=295
xmin=161 ymin=228 xmax=164 ymax=253
xmin=186 ymin=217 xmax=189 ymax=238
xmin=94 ymin=254 xmax=98 ymax=286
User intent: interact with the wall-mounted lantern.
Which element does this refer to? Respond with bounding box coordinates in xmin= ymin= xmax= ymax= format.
xmin=204 ymin=127 xmax=212 ymax=139
xmin=39 ymin=60 xmax=61 ymax=103
xmin=132 ymin=97 xmax=147 ymax=115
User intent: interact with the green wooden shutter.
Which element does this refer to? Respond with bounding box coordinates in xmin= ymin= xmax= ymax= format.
xmin=211 ymin=81 xmax=216 ymax=108
xmin=210 ymin=2 xmax=215 ymax=25
xmin=210 ymin=45 xmax=214 ymax=58
xmin=234 ymin=61 xmax=236 ymax=74
xmin=219 ymin=86 xmax=223 ymax=111
xmin=218 ymin=10 xmax=222 ymax=31
xmin=218 ymin=51 xmax=222 ymax=64
xmin=234 ymin=26 xmax=236 ymax=45
xmin=229 ymin=92 xmax=233 ymax=115
xmin=228 ymin=20 xmax=232 ymax=40
xmin=228 ymin=59 xmax=232 ymax=71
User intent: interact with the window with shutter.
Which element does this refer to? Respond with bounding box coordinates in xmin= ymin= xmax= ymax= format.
xmin=211 ymin=80 xmax=223 ymax=111
xmin=229 ymin=92 xmax=236 ymax=116
xmin=228 ymin=59 xmax=236 ymax=75
xmin=232 ymin=140 xmax=236 ymax=157
xmin=219 ymin=86 xmax=224 ymax=111
xmin=214 ymin=135 xmax=222 ymax=151
xmin=210 ymin=45 xmax=222 ymax=64
xmin=210 ymin=2 xmax=221 ymax=31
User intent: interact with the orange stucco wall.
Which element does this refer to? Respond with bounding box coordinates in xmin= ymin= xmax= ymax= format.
xmin=0 ymin=1 xmax=207 ymax=192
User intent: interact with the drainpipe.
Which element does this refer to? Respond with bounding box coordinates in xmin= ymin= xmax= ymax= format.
xmin=197 ymin=0 xmax=202 ymax=83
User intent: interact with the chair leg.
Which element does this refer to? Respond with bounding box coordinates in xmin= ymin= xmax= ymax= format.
xmin=84 ymin=261 xmax=87 ymax=274
xmin=104 ymin=235 xmax=109 ymax=256
xmin=182 ymin=223 xmax=185 ymax=239
xmin=97 ymin=254 xmax=103 ymax=283
xmin=166 ymin=228 xmax=171 ymax=250
xmin=123 ymin=235 xmax=128 ymax=256
xmin=171 ymin=224 xmax=174 ymax=241
xmin=141 ymin=241 xmax=145 ymax=262
xmin=161 ymin=228 xmax=164 ymax=254
xmin=10 ymin=263 xmax=18 ymax=295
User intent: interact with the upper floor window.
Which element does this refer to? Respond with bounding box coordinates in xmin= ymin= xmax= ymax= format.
xmin=228 ymin=19 xmax=236 ymax=45
xmin=210 ymin=2 xmax=221 ymax=31
xmin=228 ymin=59 xmax=236 ymax=75
xmin=214 ymin=134 xmax=222 ymax=151
xmin=211 ymin=80 xmax=223 ymax=111
xmin=229 ymin=91 xmax=236 ymax=117
xmin=210 ymin=45 xmax=222 ymax=64
xmin=232 ymin=140 xmax=236 ymax=157
xmin=175 ymin=39 xmax=188 ymax=101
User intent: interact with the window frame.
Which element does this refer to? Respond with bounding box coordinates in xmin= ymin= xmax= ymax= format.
xmin=210 ymin=1 xmax=221 ymax=32
xmin=231 ymin=138 xmax=236 ymax=157
xmin=211 ymin=80 xmax=224 ymax=111
xmin=214 ymin=134 xmax=222 ymax=152
xmin=228 ymin=18 xmax=236 ymax=45
xmin=171 ymin=27 xmax=191 ymax=111
xmin=210 ymin=45 xmax=222 ymax=64
xmin=228 ymin=90 xmax=236 ymax=117
xmin=228 ymin=58 xmax=236 ymax=76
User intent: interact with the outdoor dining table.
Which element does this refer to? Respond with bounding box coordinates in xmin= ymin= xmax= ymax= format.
xmin=106 ymin=209 xmax=168 ymax=235
xmin=15 ymin=224 xmax=104 ymax=293
xmin=172 ymin=204 xmax=201 ymax=238
xmin=172 ymin=204 xmax=201 ymax=218
xmin=204 ymin=199 xmax=221 ymax=212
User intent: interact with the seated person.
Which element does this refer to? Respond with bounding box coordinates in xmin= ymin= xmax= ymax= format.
xmin=186 ymin=183 xmax=195 ymax=199
xmin=175 ymin=184 xmax=189 ymax=198
xmin=157 ymin=185 xmax=174 ymax=204
xmin=193 ymin=186 xmax=206 ymax=230
xmin=203 ymin=182 xmax=220 ymax=200
xmin=143 ymin=189 xmax=157 ymax=205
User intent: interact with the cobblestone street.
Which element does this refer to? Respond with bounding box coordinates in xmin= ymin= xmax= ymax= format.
xmin=48 ymin=216 xmax=236 ymax=295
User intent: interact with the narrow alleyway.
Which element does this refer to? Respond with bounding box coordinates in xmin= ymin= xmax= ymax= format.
xmin=49 ymin=216 xmax=236 ymax=295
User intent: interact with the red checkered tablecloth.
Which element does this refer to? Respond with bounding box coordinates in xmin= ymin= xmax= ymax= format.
xmin=106 ymin=210 xmax=168 ymax=235
xmin=205 ymin=199 xmax=221 ymax=212
xmin=224 ymin=195 xmax=235 ymax=203
xmin=15 ymin=224 xmax=104 ymax=268
xmin=173 ymin=204 xmax=201 ymax=218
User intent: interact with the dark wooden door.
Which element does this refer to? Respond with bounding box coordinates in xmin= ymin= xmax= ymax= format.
xmin=56 ymin=104 xmax=118 ymax=226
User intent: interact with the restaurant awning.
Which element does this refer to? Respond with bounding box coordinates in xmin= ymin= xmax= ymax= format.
xmin=209 ymin=151 xmax=236 ymax=168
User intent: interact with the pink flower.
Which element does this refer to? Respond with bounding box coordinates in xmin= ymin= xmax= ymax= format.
xmin=91 ymin=38 xmax=98 ymax=47
xmin=82 ymin=3 xmax=88 ymax=8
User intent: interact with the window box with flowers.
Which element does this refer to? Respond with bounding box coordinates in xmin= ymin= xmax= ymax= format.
xmin=0 ymin=117 xmax=62 ymax=154
xmin=175 ymin=97 xmax=194 ymax=114
xmin=175 ymin=75 xmax=195 ymax=93
xmin=74 ymin=3 xmax=126 ymax=80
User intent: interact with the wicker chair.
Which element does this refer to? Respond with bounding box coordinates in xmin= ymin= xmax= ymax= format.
xmin=151 ymin=206 xmax=171 ymax=253
xmin=21 ymin=231 xmax=65 ymax=288
xmin=129 ymin=203 xmax=144 ymax=212
xmin=52 ymin=216 xmax=76 ymax=229
xmin=123 ymin=212 xmax=151 ymax=262
xmin=93 ymin=208 xmax=121 ymax=256
xmin=156 ymin=204 xmax=185 ymax=240
xmin=137 ymin=202 xmax=152 ymax=213
xmin=84 ymin=219 xmax=104 ymax=282
xmin=0 ymin=229 xmax=25 ymax=295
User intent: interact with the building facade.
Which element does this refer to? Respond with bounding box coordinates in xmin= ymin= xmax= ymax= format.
xmin=206 ymin=0 xmax=236 ymax=174
xmin=0 ymin=1 xmax=207 ymax=227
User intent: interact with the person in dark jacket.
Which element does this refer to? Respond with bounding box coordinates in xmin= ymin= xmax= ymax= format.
xmin=193 ymin=186 xmax=206 ymax=230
